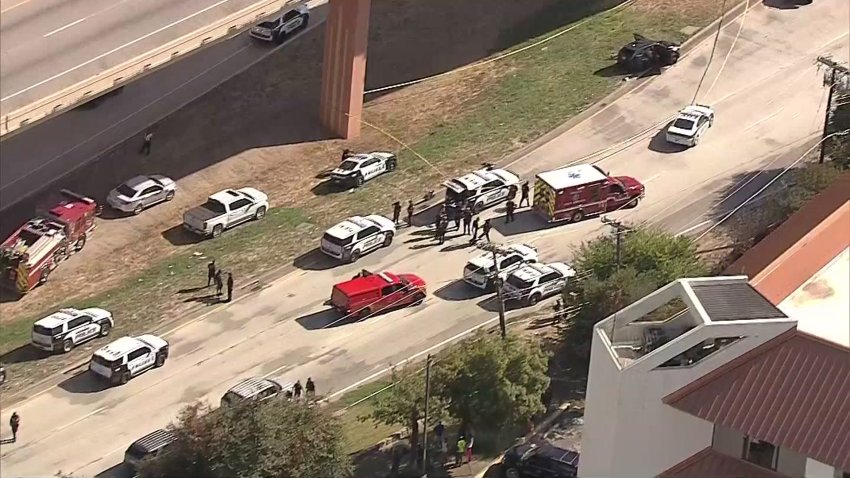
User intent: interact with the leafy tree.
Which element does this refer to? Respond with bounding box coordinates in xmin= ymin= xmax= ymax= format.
xmin=433 ymin=334 xmax=549 ymax=433
xmin=562 ymin=227 xmax=706 ymax=359
xmin=140 ymin=399 xmax=350 ymax=478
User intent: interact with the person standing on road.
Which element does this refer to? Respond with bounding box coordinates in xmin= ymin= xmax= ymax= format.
xmin=207 ymin=260 xmax=216 ymax=287
xmin=462 ymin=207 xmax=472 ymax=235
xmin=470 ymin=216 xmax=480 ymax=242
xmin=465 ymin=433 xmax=475 ymax=466
xmin=505 ymin=200 xmax=516 ymax=223
xmin=214 ymin=270 xmax=223 ymax=296
xmin=482 ymin=219 xmax=492 ymax=242
xmin=9 ymin=412 xmax=20 ymax=442
xmin=407 ymin=200 xmax=415 ymax=227
xmin=140 ymin=131 xmax=153 ymax=155
xmin=305 ymin=377 xmax=316 ymax=398
xmin=226 ymin=273 xmax=234 ymax=302
xmin=434 ymin=420 xmax=445 ymax=446
xmin=341 ymin=148 xmax=353 ymax=160
xmin=392 ymin=201 xmax=402 ymax=225
xmin=436 ymin=219 xmax=447 ymax=245
xmin=293 ymin=380 xmax=303 ymax=399
xmin=519 ymin=182 xmax=530 ymax=208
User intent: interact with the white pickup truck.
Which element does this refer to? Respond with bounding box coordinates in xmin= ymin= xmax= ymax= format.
xmin=183 ymin=188 xmax=269 ymax=238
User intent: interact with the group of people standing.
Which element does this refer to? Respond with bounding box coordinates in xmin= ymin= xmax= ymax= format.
xmin=432 ymin=420 xmax=474 ymax=468
xmin=284 ymin=377 xmax=316 ymax=400
xmin=207 ymin=260 xmax=234 ymax=302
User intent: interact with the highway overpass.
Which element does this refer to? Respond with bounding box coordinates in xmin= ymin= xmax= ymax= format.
xmin=0 ymin=0 xmax=303 ymax=137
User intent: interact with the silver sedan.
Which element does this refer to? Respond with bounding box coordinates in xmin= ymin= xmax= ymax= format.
xmin=107 ymin=175 xmax=176 ymax=215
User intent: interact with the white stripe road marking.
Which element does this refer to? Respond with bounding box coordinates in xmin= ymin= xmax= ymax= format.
xmin=676 ymin=220 xmax=711 ymax=236
xmin=43 ymin=17 xmax=88 ymax=38
xmin=1 ymin=0 xmax=236 ymax=102
xmin=0 ymin=0 xmax=36 ymax=14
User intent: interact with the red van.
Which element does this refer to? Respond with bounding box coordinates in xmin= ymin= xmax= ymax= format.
xmin=330 ymin=270 xmax=426 ymax=319
xmin=533 ymin=164 xmax=644 ymax=223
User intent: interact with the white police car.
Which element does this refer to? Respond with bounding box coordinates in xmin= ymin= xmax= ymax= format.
xmin=330 ymin=152 xmax=397 ymax=187
xmin=320 ymin=215 xmax=396 ymax=263
xmin=249 ymin=4 xmax=309 ymax=44
xmin=502 ymin=262 xmax=576 ymax=305
xmin=444 ymin=167 xmax=520 ymax=213
xmin=89 ymin=335 xmax=169 ymax=385
xmin=221 ymin=377 xmax=294 ymax=406
xmin=31 ymin=307 xmax=114 ymax=353
xmin=666 ymin=105 xmax=715 ymax=147
xmin=463 ymin=244 xmax=538 ymax=290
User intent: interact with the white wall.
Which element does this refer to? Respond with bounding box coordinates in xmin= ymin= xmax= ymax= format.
xmin=805 ymin=458 xmax=838 ymax=478
xmin=778 ymin=446 xmax=807 ymax=477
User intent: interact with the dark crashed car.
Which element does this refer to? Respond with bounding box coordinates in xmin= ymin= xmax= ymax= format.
xmin=617 ymin=34 xmax=681 ymax=73
xmin=502 ymin=442 xmax=580 ymax=478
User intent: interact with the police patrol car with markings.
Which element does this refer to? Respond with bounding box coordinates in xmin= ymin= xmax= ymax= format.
xmin=31 ymin=307 xmax=114 ymax=353
xmin=221 ymin=377 xmax=294 ymax=406
xmin=330 ymin=151 xmax=398 ymax=187
xmin=444 ymin=166 xmax=520 ymax=213
xmin=463 ymin=244 xmax=538 ymax=291
xmin=249 ymin=4 xmax=309 ymax=44
xmin=666 ymin=104 xmax=715 ymax=147
xmin=321 ymin=215 xmax=396 ymax=263
xmin=89 ymin=335 xmax=169 ymax=385
xmin=124 ymin=428 xmax=177 ymax=477
xmin=502 ymin=262 xmax=576 ymax=305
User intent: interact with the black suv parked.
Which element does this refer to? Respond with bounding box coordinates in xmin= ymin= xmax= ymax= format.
xmin=617 ymin=33 xmax=681 ymax=73
xmin=502 ymin=442 xmax=579 ymax=478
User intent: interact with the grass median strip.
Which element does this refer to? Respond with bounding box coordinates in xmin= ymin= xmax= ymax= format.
xmin=0 ymin=0 xmax=724 ymax=397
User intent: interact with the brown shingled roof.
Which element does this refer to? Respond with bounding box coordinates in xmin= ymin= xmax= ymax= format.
xmin=664 ymin=330 xmax=850 ymax=470
xmin=725 ymin=173 xmax=850 ymax=304
xmin=660 ymin=447 xmax=793 ymax=478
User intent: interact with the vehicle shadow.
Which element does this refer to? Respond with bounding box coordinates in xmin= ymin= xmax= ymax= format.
xmin=161 ymin=224 xmax=203 ymax=246
xmin=0 ymin=288 xmax=23 ymax=304
xmin=648 ymin=124 xmax=688 ymax=154
xmin=295 ymin=308 xmax=351 ymax=330
xmin=293 ymin=248 xmax=340 ymax=271
xmin=310 ymin=180 xmax=348 ymax=196
xmin=477 ymin=295 xmax=526 ymax=313
xmin=98 ymin=206 xmax=132 ymax=220
xmin=59 ymin=371 xmax=112 ymax=394
xmin=593 ymin=64 xmax=627 ymax=78
xmin=94 ymin=463 xmax=128 ymax=478
xmin=762 ymin=0 xmax=810 ymax=8
xmin=0 ymin=345 xmax=51 ymax=365
xmin=491 ymin=210 xmax=560 ymax=237
xmin=433 ymin=280 xmax=488 ymax=302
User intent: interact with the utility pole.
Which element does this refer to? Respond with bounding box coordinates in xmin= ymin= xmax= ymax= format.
xmin=477 ymin=243 xmax=509 ymax=338
xmin=601 ymin=216 xmax=630 ymax=271
xmin=421 ymin=354 xmax=433 ymax=477
xmin=816 ymin=56 xmax=850 ymax=163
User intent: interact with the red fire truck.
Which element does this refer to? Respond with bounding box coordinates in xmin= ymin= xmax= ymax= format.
xmin=0 ymin=190 xmax=99 ymax=294
xmin=533 ymin=164 xmax=645 ymax=223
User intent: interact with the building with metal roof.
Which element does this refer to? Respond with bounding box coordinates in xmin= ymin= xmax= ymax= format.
xmin=579 ymin=175 xmax=850 ymax=478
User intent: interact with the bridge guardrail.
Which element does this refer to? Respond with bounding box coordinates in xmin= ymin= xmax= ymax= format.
xmin=0 ymin=0 xmax=300 ymax=138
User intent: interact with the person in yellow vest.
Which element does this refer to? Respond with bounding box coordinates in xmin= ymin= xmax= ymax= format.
xmin=455 ymin=435 xmax=467 ymax=467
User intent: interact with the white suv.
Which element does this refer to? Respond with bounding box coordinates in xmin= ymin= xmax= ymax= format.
xmin=666 ymin=105 xmax=714 ymax=147
xmin=31 ymin=308 xmax=113 ymax=353
xmin=463 ymin=244 xmax=538 ymax=290
xmin=321 ymin=215 xmax=396 ymax=263
xmin=89 ymin=335 xmax=169 ymax=385
xmin=221 ymin=377 xmax=293 ymax=407
xmin=502 ymin=262 xmax=576 ymax=305
xmin=330 ymin=152 xmax=397 ymax=187
xmin=444 ymin=167 xmax=520 ymax=213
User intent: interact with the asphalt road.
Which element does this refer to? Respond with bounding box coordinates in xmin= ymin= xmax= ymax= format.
xmin=0 ymin=0 xmax=281 ymax=115
xmin=0 ymin=0 xmax=327 ymax=214
xmin=0 ymin=0 xmax=847 ymax=476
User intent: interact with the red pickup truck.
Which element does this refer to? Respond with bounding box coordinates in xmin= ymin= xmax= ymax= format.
xmin=330 ymin=270 xmax=426 ymax=319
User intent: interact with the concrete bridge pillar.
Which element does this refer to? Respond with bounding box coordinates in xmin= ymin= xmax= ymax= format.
xmin=319 ymin=0 xmax=371 ymax=139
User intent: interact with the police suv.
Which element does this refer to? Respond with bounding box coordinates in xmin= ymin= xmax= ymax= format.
xmin=330 ymin=152 xmax=398 ymax=187
xmin=666 ymin=105 xmax=715 ymax=147
xmin=444 ymin=167 xmax=520 ymax=213
xmin=463 ymin=244 xmax=538 ymax=290
xmin=31 ymin=307 xmax=114 ymax=353
xmin=221 ymin=377 xmax=293 ymax=406
xmin=124 ymin=429 xmax=176 ymax=477
xmin=89 ymin=335 xmax=169 ymax=385
xmin=321 ymin=215 xmax=396 ymax=263
xmin=249 ymin=4 xmax=309 ymax=44
xmin=502 ymin=262 xmax=576 ymax=305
